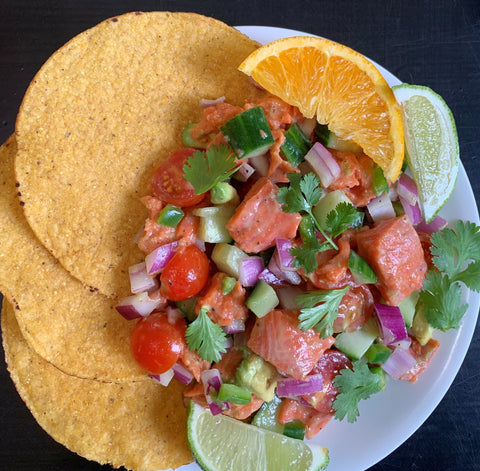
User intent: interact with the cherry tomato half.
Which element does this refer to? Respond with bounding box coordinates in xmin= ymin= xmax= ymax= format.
xmin=160 ymin=244 xmax=210 ymax=301
xmin=130 ymin=312 xmax=186 ymax=375
xmin=151 ymin=148 xmax=205 ymax=207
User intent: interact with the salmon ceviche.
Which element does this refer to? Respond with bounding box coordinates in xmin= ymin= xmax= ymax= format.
xmin=116 ymin=93 xmax=479 ymax=441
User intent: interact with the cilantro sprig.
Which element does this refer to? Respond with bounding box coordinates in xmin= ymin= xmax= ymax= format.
xmin=289 ymin=215 xmax=328 ymax=274
xmin=295 ymin=286 xmax=349 ymax=337
xmin=183 ymin=144 xmax=239 ymax=195
xmin=185 ymin=306 xmax=227 ymax=362
xmin=324 ymin=201 xmax=364 ymax=238
xmin=420 ymin=220 xmax=480 ymax=330
xmin=333 ymin=362 xmax=385 ymax=423
xmin=277 ymin=173 xmax=337 ymax=266
xmin=277 ymin=173 xmax=363 ymax=273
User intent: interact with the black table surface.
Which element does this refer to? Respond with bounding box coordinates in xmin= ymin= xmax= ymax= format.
xmin=1 ymin=1 xmax=479 ymax=470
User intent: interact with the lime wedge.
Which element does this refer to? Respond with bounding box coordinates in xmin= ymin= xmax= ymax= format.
xmin=186 ymin=401 xmax=329 ymax=471
xmin=392 ymin=84 xmax=459 ymax=222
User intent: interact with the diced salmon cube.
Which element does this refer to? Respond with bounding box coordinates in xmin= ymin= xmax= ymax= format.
xmin=247 ymin=309 xmax=335 ymax=380
xmin=226 ymin=177 xmax=301 ymax=253
xmin=355 ymin=215 xmax=427 ymax=305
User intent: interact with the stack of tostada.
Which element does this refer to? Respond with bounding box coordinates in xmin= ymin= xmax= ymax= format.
xmin=0 ymin=11 xmax=262 ymax=470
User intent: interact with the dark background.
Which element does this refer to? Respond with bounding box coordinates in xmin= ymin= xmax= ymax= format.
xmin=0 ymin=1 xmax=479 ymax=470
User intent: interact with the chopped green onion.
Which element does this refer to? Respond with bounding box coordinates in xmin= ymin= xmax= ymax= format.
xmin=157 ymin=204 xmax=184 ymax=227
xmin=217 ymin=383 xmax=252 ymax=405
xmin=182 ymin=122 xmax=208 ymax=149
xmin=221 ymin=276 xmax=237 ymax=295
xmin=365 ymin=343 xmax=392 ymax=364
xmin=372 ymin=165 xmax=389 ymax=195
xmin=315 ymin=123 xmax=330 ymax=146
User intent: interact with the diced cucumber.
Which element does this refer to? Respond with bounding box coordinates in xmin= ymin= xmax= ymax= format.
xmin=280 ymin=122 xmax=312 ymax=167
xmin=252 ymin=394 xmax=284 ymax=434
xmin=246 ymin=280 xmax=279 ymax=318
xmin=365 ymin=342 xmax=392 ymax=364
xmin=348 ymin=250 xmax=377 ymax=284
xmin=211 ymin=243 xmax=249 ymax=278
xmin=210 ymin=182 xmax=240 ymax=205
xmin=398 ymin=290 xmax=419 ymax=328
xmin=334 ymin=317 xmax=379 ymax=361
xmin=194 ymin=205 xmax=235 ymax=243
xmin=312 ymin=190 xmax=353 ymax=231
xmin=220 ymin=107 xmax=274 ymax=159
xmin=315 ymin=124 xmax=362 ymax=153
xmin=411 ymin=301 xmax=433 ymax=346
xmin=182 ymin=122 xmax=208 ymax=149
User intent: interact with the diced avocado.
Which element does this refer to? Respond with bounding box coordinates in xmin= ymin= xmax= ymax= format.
xmin=312 ymin=190 xmax=353 ymax=231
xmin=211 ymin=243 xmax=249 ymax=278
xmin=220 ymin=106 xmax=274 ymax=159
xmin=411 ymin=301 xmax=433 ymax=346
xmin=252 ymin=394 xmax=284 ymax=434
xmin=315 ymin=124 xmax=362 ymax=153
xmin=236 ymin=352 xmax=279 ymax=402
xmin=246 ymin=280 xmax=279 ymax=318
xmin=398 ymin=290 xmax=420 ymax=328
xmin=210 ymin=182 xmax=240 ymax=205
xmin=334 ymin=317 xmax=379 ymax=361
xmin=348 ymin=250 xmax=377 ymax=284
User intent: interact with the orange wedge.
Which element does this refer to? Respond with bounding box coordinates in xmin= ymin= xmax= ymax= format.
xmin=239 ymin=36 xmax=404 ymax=182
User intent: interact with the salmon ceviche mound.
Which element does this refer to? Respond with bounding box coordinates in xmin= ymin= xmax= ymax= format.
xmin=116 ymin=92 xmax=476 ymax=441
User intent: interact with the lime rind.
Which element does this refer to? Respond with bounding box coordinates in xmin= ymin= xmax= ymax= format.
xmin=392 ymin=84 xmax=459 ymax=222
xmin=186 ymin=401 xmax=329 ymax=471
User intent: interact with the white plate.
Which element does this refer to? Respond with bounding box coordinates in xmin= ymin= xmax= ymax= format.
xmin=173 ymin=26 xmax=480 ymax=471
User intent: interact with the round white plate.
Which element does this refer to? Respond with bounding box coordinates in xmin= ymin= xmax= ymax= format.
xmin=173 ymin=25 xmax=480 ymax=471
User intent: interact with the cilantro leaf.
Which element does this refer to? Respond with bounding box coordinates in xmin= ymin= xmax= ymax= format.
xmin=276 ymin=173 xmax=313 ymax=214
xmin=333 ymin=362 xmax=384 ymax=423
xmin=295 ymin=286 xmax=349 ymax=337
xmin=430 ymin=220 xmax=480 ymax=287
xmin=420 ymin=269 xmax=467 ymax=331
xmin=290 ymin=215 xmax=331 ymax=273
xmin=276 ymin=173 xmax=337 ymax=267
xmin=185 ymin=306 xmax=228 ymax=362
xmin=300 ymin=172 xmax=323 ymax=207
xmin=290 ymin=238 xmax=324 ymax=274
xmin=324 ymin=202 xmax=364 ymax=238
xmin=183 ymin=144 xmax=239 ymax=195
xmin=454 ymin=261 xmax=480 ymax=292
